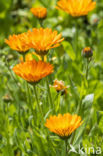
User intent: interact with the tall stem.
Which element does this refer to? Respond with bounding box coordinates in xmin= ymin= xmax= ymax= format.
xmin=65 ymin=139 xmax=68 ymax=156
xmin=33 ymin=84 xmax=44 ymax=118
xmin=46 ymin=77 xmax=53 ymax=110
xmin=41 ymin=56 xmax=44 ymax=61
xmin=74 ymin=19 xmax=78 ymax=57
xmin=27 ymin=83 xmax=35 ymax=120
xmin=39 ymin=19 xmax=44 ymax=27
xmin=22 ymin=53 xmax=26 ymax=62
xmin=86 ymin=59 xmax=89 ymax=80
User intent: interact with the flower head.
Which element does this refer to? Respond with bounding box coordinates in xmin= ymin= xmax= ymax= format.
xmin=13 ymin=60 xmax=53 ymax=83
xmin=52 ymin=79 xmax=68 ymax=95
xmin=5 ymin=33 xmax=30 ymax=52
xmin=27 ymin=28 xmax=64 ymax=56
xmin=56 ymin=0 xmax=96 ymax=17
xmin=82 ymin=47 xmax=93 ymax=58
xmin=45 ymin=113 xmax=83 ymax=139
xmin=30 ymin=7 xmax=47 ymax=19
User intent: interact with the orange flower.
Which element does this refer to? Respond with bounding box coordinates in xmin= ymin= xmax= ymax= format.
xmin=56 ymin=0 xmax=96 ymax=17
xmin=5 ymin=33 xmax=30 ymax=52
xmin=30 ymin=7 xmax=47 ymax=19
xmin=27 ymin=28 xmax=64 ymax=56
xmin=20 ymin=52 xmax=47 ymax=62
xmin=52 ymin=79 xmax=68 ymax=95
xmin=82 ymin=47 xmax=93 ymax=58
xmin=45 ymin=113 xmax=83 ymax=139
xmin=13 ymin=60 xmax=53 ymax=83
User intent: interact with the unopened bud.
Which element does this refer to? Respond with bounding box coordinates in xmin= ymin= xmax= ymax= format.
xmin=82 ymin=47 xmax=93 ymax=58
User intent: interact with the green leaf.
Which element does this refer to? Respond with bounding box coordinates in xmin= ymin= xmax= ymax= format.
xmin=82 ymin=94 xmax=94 ymax=109
xmin=82 ymin=94 xmax=94 ymax=117
xmin=62 ymin=41 xmax=76 ymax=61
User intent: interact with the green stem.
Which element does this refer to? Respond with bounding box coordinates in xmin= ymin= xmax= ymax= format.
xmin=33 ymin=84 xmax=44 ymax=118
xmin=41 ymin=56 xmax=44 ymax=61
xmin=39 ymin=19 xmax=44 ymax=27
xmin=74 ymin=20 xmax=78 ymax=57
xmin=22 ymin=53 xmax=26 ymax=62
xmin=27 ymin=83 xmax=35 ymax=120
xmin=86 ymin=59 xmax=89 ymax=80
xmin=46 ymin=77 xmax=53 ymax=110
xmin=71 ymin=99 xmax=82 ymax=145
xmin=65 ymin=139 xmax=68 ymax=156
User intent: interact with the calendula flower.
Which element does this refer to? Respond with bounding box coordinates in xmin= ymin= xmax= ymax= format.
xmin=13 ymin=60 xmax=53 ymax=83
xmin=45 ymin=113 xmax=83 ymax=139
xmin=82 ymin=47 xmax=93 ymax=58
xmin=56 ymin=0 xmax=96 ymax=17
xmin=27 ymin=28 xmax=64 ymax=56
xmin=52 ymin=79 xmax=68 ymax=95
xmin=5 ymin=33 xmax=29 ymax=52
xmin=30 ymin=7 xmax=47 ymax=19
xmin=20 ymin=52 xmax=47 ymax=62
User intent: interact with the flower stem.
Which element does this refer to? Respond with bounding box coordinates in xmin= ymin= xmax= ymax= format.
xmin=46 ymin=77 xmax=53 ymax=110
xmin=65 ymin=139 xmax=68 ymax=156
xmin=39 ymin=19 xmax=44 ymax=27
xmin=26 ymin=83 xmax=35 ymax=120
xmin=74 ymin=19 xmax=78 ymax=57
xmin=41 ymin=56 xmax=44 ymax=61
xmin=22 ymin=53 xmax=26 ymax=62
xmin=86 ymin=59 xmax=89 ymax=80
xmin=33 ymin=84 xmax=44 ymax=118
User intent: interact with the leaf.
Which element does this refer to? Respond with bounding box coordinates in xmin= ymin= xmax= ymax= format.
xmin=82 ymin=94 xmax=94 ymax=109
xmin=82 ymin=94 xmax=94 ymax=117
xmin=62 ymin=41 xmax=76 ymax=61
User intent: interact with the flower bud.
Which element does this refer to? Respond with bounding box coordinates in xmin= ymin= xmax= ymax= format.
xmin=82 ymin=47 xmax=93 ymax=58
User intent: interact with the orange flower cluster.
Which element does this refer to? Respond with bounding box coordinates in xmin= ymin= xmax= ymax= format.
xmin=30 ymin=7 xmax=47 ymax=19
xmin=5 ymin=28 xmax=64 ymax=56
xmin=4 ymin=3 xmax=90 ymax=142
xmin=56 ymin=0 xmax=96 ymax=17
xmin=13 ymin=60 xmax=54 ymax=83
xmin=45 ymin=113 xmax=83 ymax=139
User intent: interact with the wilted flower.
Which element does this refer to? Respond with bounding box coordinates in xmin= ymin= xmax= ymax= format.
xmin=30 ymin=7 xmax=47 ymax=19
xmin=5 ymin=33 xmax=30 ymax=52
xmin=27 ymin=28 xmax=64 ymax=56
xmin=52 ymin=79 xmax=68 ymax=95
xmin=45 ymin=113 xmax=83 ymax=139
xmin=56 ymin=0 xmax=96 ymax=17
xmin=13 ymin=60 xmax=53 ymax=83
xmin=82 ymin=47 xmax=93 ymax=58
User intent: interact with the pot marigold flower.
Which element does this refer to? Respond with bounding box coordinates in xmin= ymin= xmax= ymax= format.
xmin=82 ymin=47 xmax=93 ymax=58
xmin=27 ymin=28 xmax=64 ymax=56
xmin=30 ymin=7 xmax=47 ymax=19
xmin=13 ymin=60 xmax=53 ymax=83
xmin=52 ymin=79 xmax=68 ymax=95
xmin=45 ymin=113 xmax=83 ymax=139
xmin=56 ymin=0 xmax=96 ymax=17
xmin=5 ymin=33 xmax=30 ymax=52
